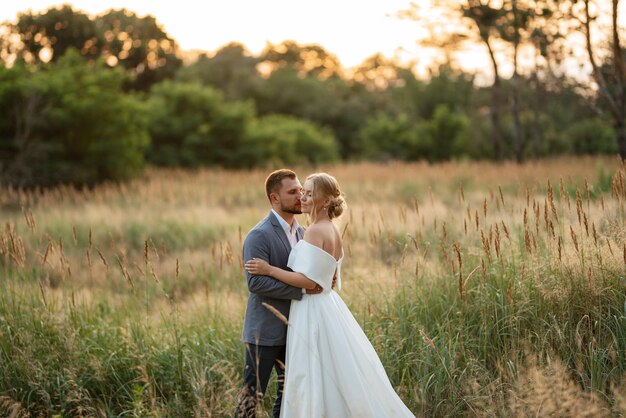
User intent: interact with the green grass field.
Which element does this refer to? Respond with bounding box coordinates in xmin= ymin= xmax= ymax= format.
xmin=1 ymin=157 xmax=625 ymax=417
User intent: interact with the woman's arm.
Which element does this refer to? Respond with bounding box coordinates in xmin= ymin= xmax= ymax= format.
xmin=245 ymin=226 xmax=329 ymax=290
xmin=243 ymin=229 xmax=304 ymax=300
xmin=245 ymin=258 xmax=318 ymax=289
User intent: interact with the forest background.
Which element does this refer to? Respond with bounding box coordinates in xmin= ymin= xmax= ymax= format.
xmin=2 ymin=1 xmax=626 ymax=188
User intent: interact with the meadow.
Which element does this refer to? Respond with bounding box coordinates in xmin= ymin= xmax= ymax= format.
xmin=0 ymin=156 xmax=625 ymax=417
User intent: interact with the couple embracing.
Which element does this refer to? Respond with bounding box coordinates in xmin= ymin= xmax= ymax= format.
xmin=234 ymin=169 xmax=414 ymax=418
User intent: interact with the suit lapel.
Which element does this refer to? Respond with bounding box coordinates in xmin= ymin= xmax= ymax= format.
xmin=268 ymin=211 xmax=292 ymax=255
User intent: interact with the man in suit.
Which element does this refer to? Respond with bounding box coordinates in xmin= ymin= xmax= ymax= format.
xmin=234 ymin=169 xmax=323 ymax=418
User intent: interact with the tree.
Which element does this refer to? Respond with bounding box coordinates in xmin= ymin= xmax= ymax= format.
xmin=398 ymin=1 xmax=507 ymax=160
xmin=423 ymin=104 xmax=471 ymax=161
xmin=566 ymin=117 xmax=616 ymax=154
xmin=357 ymin=105 xmax=470 ymax=162
xmin=95 ymin=8 xmax=182 ymax=90
xmin=357 ymin=113 xmax=417 ymax=160
xmin=0 ymin=50 xmax=149 ymax=187
xmin=393 ymin=64 xmax=475 ymax=121
xmin=572 ymin=0 xmax=626 ymax=160
xmin=462 ymin=1 xmax=508 ymax=161
xmin=500 ymin=0 xmax=534 ymax=162
xmin=254 ymin=67 xmax=335 ymax=118
xmin=7 ymin=5 xmax=98 ymax=64
xmin=252 ymin=65 xmax=385 ymax=159
xmin=0 ymin=63 xmax=35 ymax=178
xmin=1 ymin=5 xmax=182 ymax=91
xmin=145 ymin=81 xmax=255 ymax=168
xmin=175 ymin=43 xmax=261 ymax=101
xmin=526 ymin=0 xmax=567 ymax=158
xmin=248 ymin=115 xmax=340 ymax=166
xmin=352 ymin=53 xmax=407 ymax=91
xmin=260 ymin=40 xmax=343 ymax=79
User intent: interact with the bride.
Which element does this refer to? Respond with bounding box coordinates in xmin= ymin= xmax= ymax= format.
xmin=245 ymin=173 xmax=415 ymax=418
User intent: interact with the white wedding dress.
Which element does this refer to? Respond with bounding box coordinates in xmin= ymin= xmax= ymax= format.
xmin=280 ymin=240 xmax=415 ymax=418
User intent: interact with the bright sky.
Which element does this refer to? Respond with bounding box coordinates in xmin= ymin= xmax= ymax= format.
xmin=1 ymin=0 xmax=429 ymax=69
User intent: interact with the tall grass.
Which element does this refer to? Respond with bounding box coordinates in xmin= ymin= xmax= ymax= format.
xmin=0 ymin=156 xmax=625 ymax=416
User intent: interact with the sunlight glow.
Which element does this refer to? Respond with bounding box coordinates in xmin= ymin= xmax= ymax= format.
xmin=3 ymin=0 xmax=625 ymax=83
xmin=1 ymin=0 xmax=422 ymax=69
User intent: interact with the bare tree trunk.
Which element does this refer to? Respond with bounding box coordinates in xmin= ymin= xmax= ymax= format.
xmin=582 ymin=0 xmax=626 ymax=160
xmin=512 ymin=78 xmax=523 ymax=162
xmin=511 ymin=0 xmax=524 ymax=163
xmin=485 ymin=37 xmax=504 ymax=161
xmin=5 ymin=90 xmax=41 ymax=186
xmin=530 ymin=47 xmax=544 ymax=157
xmin=612 ymin=0 xmax=626 ymax=160
xmin=617 ymin=120 xmax=626 ymax=159
xmin=531 ymin=72 xmax=543 ymax=158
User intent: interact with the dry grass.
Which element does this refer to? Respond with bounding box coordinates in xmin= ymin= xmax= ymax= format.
xmin=509 ymin=354 xmax=611 ymax=418
xmin=0 ymin=156 xmax=624 ymax=416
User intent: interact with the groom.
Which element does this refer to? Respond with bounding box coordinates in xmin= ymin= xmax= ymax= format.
xmin=234 ymin=169 xmax=322 ymax=418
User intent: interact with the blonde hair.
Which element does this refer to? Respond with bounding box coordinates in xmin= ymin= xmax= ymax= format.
xmin=306 ymin=173 xmax=345 ymax=219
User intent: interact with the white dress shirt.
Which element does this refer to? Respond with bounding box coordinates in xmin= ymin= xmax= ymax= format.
xmin=272 ymin=209 xmax=300 ymax=248
xmin=272 ymin=209 xmax=305 ymax=293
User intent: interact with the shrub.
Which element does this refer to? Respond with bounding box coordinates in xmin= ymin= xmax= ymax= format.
xmin=0 ymin=50 xmax=149 ymax=187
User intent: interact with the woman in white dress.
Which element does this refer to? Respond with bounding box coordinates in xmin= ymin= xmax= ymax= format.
xmin=245 ymin=173 xmax=415 ymax=418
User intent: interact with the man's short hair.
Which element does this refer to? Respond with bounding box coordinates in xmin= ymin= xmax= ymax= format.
xmin=265 ymin=169 xmax=297 ymax=201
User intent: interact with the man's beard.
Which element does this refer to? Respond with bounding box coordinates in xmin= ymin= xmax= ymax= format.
xmin=281 ymin=202 xmax=302 ymax=214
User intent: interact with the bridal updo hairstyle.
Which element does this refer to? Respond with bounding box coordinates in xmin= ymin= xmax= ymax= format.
xmin=307 ymin=173 xmax=345 ymax=219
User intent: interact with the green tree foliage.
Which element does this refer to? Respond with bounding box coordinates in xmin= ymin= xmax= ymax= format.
xmin=178 ymin=42 xmax=400 ymax=161
xmin=252 ymin=67 xmax=358 ymax=158
xmin=352 ymin=53 xmax=406 ymax=92
xmin=146 ymin=82 xmax=339 ymax=168
xmin=255 ymin=42 xmax=383 ymax=159
xmin=95 ymin=9 xmax=182 ymax=90
xmin=248 ymin=114 xmax=339 ymax=166
xmin=254 ymin=67 xmax=334 ymax=120
xmin=260 ymin=40 xmax=343 ymax=79
xmin=322 ymin=80 xmax=378 ymax=159
xmin=421 ymin=104 xmax=471 ymax=161
xmin=10 ymin=5 xmax=98 ymax=63
xmin=399 ymin=65 xmax=476 ymax=120
xmin=357 ymin=113 xmax=418 ymax=161
xmin=0 ymin=50 xmax=149 ymax=187
xmin=0 ymin=4 xmax=620 ymax=188
xmin=499 ymin=76 xmax=604 ymax=158
xmin=0 ymin=64 xmax=29 ymax=172
xmin=2 ymin=5 xmax=181 ymax=91
xmin=145 ymin=81 xmax=256 ymax=168
xmin=175 ymin=43 xmax=261 ymax=101
xmin=357 ymin=105 xmax=470 ymax=162
xmin=565 ymin=118 xmax=617 ymax=155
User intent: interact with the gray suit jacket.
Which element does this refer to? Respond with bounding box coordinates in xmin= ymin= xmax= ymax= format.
xmin=241 ymin=211 xmax=304 ymax=346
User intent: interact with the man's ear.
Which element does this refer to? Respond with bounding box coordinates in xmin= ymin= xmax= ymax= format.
xmin=269 ymin=192 xmax=279 ymax=205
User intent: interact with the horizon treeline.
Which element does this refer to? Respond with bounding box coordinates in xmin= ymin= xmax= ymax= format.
xmin=0 ymin=4 xmax=621 ymax=187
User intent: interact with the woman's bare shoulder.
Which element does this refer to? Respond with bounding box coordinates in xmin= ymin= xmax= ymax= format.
xmin=303 ymin=222 xmax=341 ymax=254
xmin=303 ymin=223 xmax=325 ymax=247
